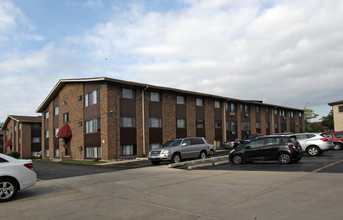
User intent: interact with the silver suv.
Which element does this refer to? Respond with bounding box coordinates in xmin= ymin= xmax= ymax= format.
xmin=147 ymin=137 xmax=213 ymax=165
xmin=293 ymin=133 xmax=334 ymax=156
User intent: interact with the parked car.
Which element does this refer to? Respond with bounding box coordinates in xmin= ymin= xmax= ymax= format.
xmin=32 ymin=151 xmax=42 ymax=159
xmin=147 ymin=137 xmax=212 ymax=165
xmin=229 ymin=135 xmax=303 ymax=164
xmin=224 ymin=134 xmax=263 ymax=149
xmin=0 ymin=153 xmax=37 ymax=202
xmin=321 ymin=131 xmax=343 ymax=150
xmin=293 ymin=133 xmax=335 ymax=156
xmin=208 ymin=143 xmax=216 ymax=156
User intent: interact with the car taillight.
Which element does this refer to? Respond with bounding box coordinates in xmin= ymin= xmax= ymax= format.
xmin=320 ymin=138 xmax=329 ymax=142
xmin=288 ymin=142 xmax=294 ymax=147
xmin=24 ymin=163 xmax=34 ymax=170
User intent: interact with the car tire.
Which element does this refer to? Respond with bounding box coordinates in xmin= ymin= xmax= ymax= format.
xmin=278 ymin=153 xmax=291 ymax=164
xmin=0 ymin=177 xmax=18 ymax=203
xmin=306 ymin=146 xmax=321 ymax=156
xmin=199 ymin=151 xmax=207 ymax=159
xmin=232 ymin=155 xmax=243 ymax=165
xmin=151 ymin=161 xmax=160 ymax=166
xmin=171 ymin=153 xmax=181 ymax=163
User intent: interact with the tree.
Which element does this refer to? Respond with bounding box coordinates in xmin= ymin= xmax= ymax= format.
xmin=303 ymin=108 xmax=319 ymax=132
xmin=321 ymin=110 xmax=334 ymax=131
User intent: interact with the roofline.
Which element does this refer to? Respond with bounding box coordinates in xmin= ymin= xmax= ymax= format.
xmin=1 ymin=115 xmax=42 ymax=131
xmin=36 ymin=76 xmax=304 ymax=113
xmin=328 ymin=100 xmax=343 ymax=106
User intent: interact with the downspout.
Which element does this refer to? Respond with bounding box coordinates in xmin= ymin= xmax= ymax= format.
xmin=142 ymin=86 xmax=149 ymax=155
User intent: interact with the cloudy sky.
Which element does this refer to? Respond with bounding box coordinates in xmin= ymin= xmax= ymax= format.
xmin=0 ymin=0 xmax=342 ymax=123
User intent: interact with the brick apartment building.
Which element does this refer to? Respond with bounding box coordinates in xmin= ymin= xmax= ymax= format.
xmin=36 ymin=77 xmax=305 ymax=161
xmin=0 ymin=115 xmax=42 ymax=158
xmin=0 ymin=130 xmax=4 ymax=153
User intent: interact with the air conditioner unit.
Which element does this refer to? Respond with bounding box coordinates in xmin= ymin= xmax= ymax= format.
xmin=232 ymin=131 xmax=236 ymax=135
xmin=230 ymin=112 xmax=235 ymax=116
xmin=245 ymin=113 xmax=249 ymax=117
xmin=283 ymin=117 xmax=286 ymax=120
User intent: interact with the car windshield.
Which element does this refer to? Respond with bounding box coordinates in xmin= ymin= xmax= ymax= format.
xmin=162 ymin=140 xmax=182 ymax=147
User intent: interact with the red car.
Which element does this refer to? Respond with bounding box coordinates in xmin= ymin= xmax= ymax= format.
xmin=322 ymin=132 xmax=343 ymax=150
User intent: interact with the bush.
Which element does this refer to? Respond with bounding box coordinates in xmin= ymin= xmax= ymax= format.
xmin=7 ymin=151 xmax=19 ymax=158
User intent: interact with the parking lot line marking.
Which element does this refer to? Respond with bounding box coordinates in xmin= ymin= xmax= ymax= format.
xmin=313 ymin=159 xmax=343 ymax=172
xmin=37 ymin=178 xmax=46 ymax=181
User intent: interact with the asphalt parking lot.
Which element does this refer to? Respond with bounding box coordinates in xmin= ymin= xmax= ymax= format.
xmin=33 ymin=149 xmax=343 ymax=180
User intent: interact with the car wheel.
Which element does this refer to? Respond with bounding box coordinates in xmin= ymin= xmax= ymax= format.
xmin=151 ymin=161 xmax=160 ymax=165
xmin=307 ymin=146 xmax=321 ymax=156
xmin=0 ymin=178 xmax=18 ymax=203
xmin=171 ymin=153 xmax=181 ymax=163
xmin=334 ymin=143 xmax=343 ymax=150
xmin=278 ymin=153 xmax=291 ymax=164
xmin=232 ymin=155 xmax=243 ymax=165
xmin=199 ymin=151 xmax=207 ymax=159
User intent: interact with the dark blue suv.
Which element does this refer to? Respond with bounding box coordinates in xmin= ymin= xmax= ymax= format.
xmin=229 ymin=135 xmax=303 ymax=164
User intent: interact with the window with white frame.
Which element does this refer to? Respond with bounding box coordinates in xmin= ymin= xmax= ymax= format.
xmin=274 ymin=109 xmax=278 ymax=115
xmin=121 ymin=88 xmax=135 ymax=99
xmin=176 ymin=119 xmax=186 ymax=128
xmin=54 ymin=107 xmax=59 ymax=116
xmin=45 ymin=149 xmax=49 ymax=157
xmin=214 ymin=101 xmax=221 ymax=109
xmin=85 ymin=89 xmax=100 ymax=107
xmin=54 ymin=128 xmax=59 ymax=136
xmin=45 ymin=111 xmax=49 ymax=119
xmin=176 ymin=96 xmax=185 ymax=105
xmin=149 ymin=118 xmax=162 ymax=128
xmin=63 ymin=113 xmax=69 ymax=123
xmin=120 ymin=117 xmax=136 ymax=128
xmin=54 ymin=149 xmax=60 ymax=158
xmin=45 ymin=130 xmax=49 ymax=138
xmin=215 ymin=120 xmax=222 ymax=128
xmin=85 ymin=118 xmax=101 ymax=133
xmin=121 ymin=145 xmax=135 ymax=156
xmin=196 ymin=120 xmax=204 ymax=128
xmin=150 ymin=92 xmax=160 ymax=102
xmin=196 ymin=98 xmax=203 ymax=106
xmin=240 ymin=104 xmax=249 ymax=113
xmin=86 ymin=146 xmax=101 ymax=158
xmin=19 ymin=124 xmax=21 ymax=130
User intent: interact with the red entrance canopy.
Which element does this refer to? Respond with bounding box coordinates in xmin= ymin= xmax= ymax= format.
xmin=56 ymin=124 xmax=72 ymax=138
xmin=5 ymin=139 xmax=12 ymax=147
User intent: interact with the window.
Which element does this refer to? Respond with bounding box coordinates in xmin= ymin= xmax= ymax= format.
xmin=14 ymin=126 xmax=16 ymax=131
xmin=18 ymin=138 xmax=21 ymax=144
xmin=196 ymin=98 xmax=203 ymax=106
xmin=150 ymin=143 xmax=161 ymax=150
xmin=54 ymin=128 xmax=59 ymax=136
xmin=226 ymin=121 xmax=237 ymax=131
xmin=256 ymin=122 xmax=261 ymax=129
xmin=85 ymin=89 xmax=100 ymax=107
xmin=149 ymin=118 xmax=162 ymax=128
xmin=121 ymin=88 xmax=135 ymax=99
xmin=265 ymin=107 xmax=269 ymax=113
xmin=196 ymin=120 xmax=204 ymax=128
xmin=150 ymin=92 xmax=160 ymax=102
xmin=32 ymin=137 xmax=41 ymax=143
xmin=45 ymin=111 xmax=49 ymax=119
xmin=45 ymin=130 xmax=49 ymax=138
xmin=266 ymin=122 xmax=270 ymax=129
xmin=290 ymin=111 xmax=294 ymax=117
xmin=45 ymin=150 xmax=49 ymax=157
xmin=290 ymin=123 xmax=295 ymax=131
xmin=240 ymin=104 xmax=249 ymax=113
xmin=249 ymin=139 xmax=265 ymax=148
xmin=63 ymin=113 xmax=69 ymax=123
xmin=339 ymin=106 xmax=343 ymax=112
xmin=86 ymin=146 xmax=101 ymax=158
xmin=299 ymin=112 xmax=302 ymax=117
xmin=54 ymin=149 xmax=60 ymax=158
xmin=214 ymin=101 xmax=221 ymax=108
xmin=177 ymin=119 xmax=186 ymax=128
xmin=274 ymin=109 xmax=278 ymax=115
xmin=190 ymin=138 xmax=205 ymax=145
xmin=54 ymin=107 xmax=59 ymax=116
xmin=120 ymin=117 xmax=136 ymax=127
xmin=32 ymin=123 xmax=41 ymax=129
xmin=19 ymin=124 xmax=21 ymax=130
xmin=226 ymin=103 xmax=236 ymax=112
xmin=85 ymin=118 xmax=101 ymax=133
xmin=241 ymin=122 xmax=250 ymax=131
xmin=215 ymin=120 xmax=222 ymax=128
xmin=176 ymin=96 xmax=185 ymax=104
xmin=256 ymin=106 xmax=260 ymax=113
xmin=266 ymin=137 xmax=280 ymax=145
xmin=121 ymin=145 xmax=136 ymax=156
xmin=275 ymin=122 xmax=279 ymax=129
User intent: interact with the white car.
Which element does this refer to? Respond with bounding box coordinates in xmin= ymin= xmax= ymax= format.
xmin=0 ymin=153 xmax=37 ymax=202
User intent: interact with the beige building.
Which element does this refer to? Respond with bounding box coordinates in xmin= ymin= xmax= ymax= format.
xmin=328 ymin=100 xmax=343 ymax=131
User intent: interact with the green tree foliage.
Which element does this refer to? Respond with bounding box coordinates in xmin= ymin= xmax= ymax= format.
xmin=303 ymin=108 xmax=319 ymax=132
xmin=321 ymin=110 xmax=334 ymax=130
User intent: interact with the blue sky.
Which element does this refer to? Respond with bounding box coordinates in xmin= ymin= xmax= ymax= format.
xmin=1 ymin=0 xmax=342 ymax=123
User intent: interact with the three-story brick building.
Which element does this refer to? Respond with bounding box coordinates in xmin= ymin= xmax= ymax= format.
xmin=36 ymin=77 xmax=305 ymax=160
